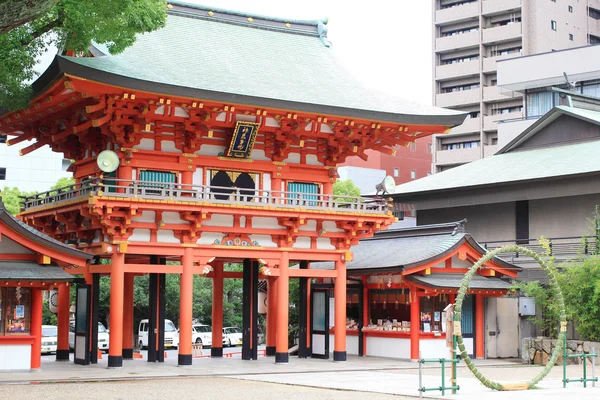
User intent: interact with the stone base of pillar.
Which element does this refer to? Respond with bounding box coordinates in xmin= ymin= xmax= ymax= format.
xmin=56 ymin=349 xmax=70 ymax=361
xmin=108 ymin=355 xmax=123 ymax=368
xmin=333 ymin=351 xmax=347 ymax=362
xmin=178 ymin=354 xmax=192 ymax=366
xmin=266 ymin=346 xmax=276 ymax=356
xmin=275 ymin=352 xmax=289 ymax=363
xmin=122 ymin=348 xmax=133 ymax=359
xmin=211 ymin=347 xmax=223 ymax=357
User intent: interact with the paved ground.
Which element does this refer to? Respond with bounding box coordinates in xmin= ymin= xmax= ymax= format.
xmin=2 ymin=353 xmax=599 ymax=399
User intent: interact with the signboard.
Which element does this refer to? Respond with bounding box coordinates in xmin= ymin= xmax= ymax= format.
xmin=226 ymin=121 xmax=260 ymax=158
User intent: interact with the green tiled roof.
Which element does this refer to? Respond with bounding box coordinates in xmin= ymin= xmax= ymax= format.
xmin=39 ymin=2 xmax=464 ymax=127
xmin=393 ymin=121 xmax=600 ymax=195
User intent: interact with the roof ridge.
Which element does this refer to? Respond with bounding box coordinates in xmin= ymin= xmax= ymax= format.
xmin=168 ymin=1 xmax=331 ymax=45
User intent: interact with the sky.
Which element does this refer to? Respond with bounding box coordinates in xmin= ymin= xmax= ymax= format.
xmin=35 ymin=1 xmax=433 ymax=106
xmin=188 ymin=0 xmax=434 ymax=105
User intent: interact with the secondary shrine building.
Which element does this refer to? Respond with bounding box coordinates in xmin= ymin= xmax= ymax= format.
xmin=0 ymin=2 xmax=465 ymax=367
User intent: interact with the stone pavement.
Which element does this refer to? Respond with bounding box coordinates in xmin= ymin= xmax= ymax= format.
xmin=2 ymin=352 xmax=599 ymax=399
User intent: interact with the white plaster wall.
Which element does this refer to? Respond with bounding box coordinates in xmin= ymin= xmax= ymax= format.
xmin=162 ymin=212 xmax=184 ymax=224
xmin=92 ymin=230 xmax=101 ymax=243
xmin=157 ymin=230 xmax=180 ymax=243
xmin=161 ymin=140 xmax=181 ymax=153
xmin=316 ymin=238 xmax=335 ymax=250
xmin=197 ymin=232 xmax=225 ymax=245
xmin=305 ymin=154 xmax=323 ymax=166
xmin=135 ymin=138 xmax=155 ymax=151
xmin=419 ymin=338 xmax=449 ymax=359
xmin=216 ymin=112 xmax=226 ymax=122
xmin=329 ymin=334 xmax=359 ymax=356
xmin=234 ymin=114 xmax=257 ymax=123
xmin=0 ymin=345 xmax=31 ymax=371
xmin=292 ymin=237 xmax=311 ymax=249
xmin=132 ymin=211 xmax=156 ymax=223
xmin=251 ymin=149 xmax=270 ymax=161
xmin=265 ymin=117 xmax=279 ymax=127
xmin=129 ymin=229 xmax=151 ymax=242
xmin=283 ymin=153 xmax=301 ymax=164
xmin=298 ymin=220 xmax=317 ymax=232
xmin=322 ymin=221 xmax=344 ymax=233
xmin=262 ymin=173 xmax=271 ymax=192
xmin=203 ymin=214 xmax=234 ymax=227
xmin=366 ymin=337 xmax=411 ymax=359
xmin=193 ymin=168 xmax=204 ymax=186
xmin=174 ymin=107 xmax=189 ymax=118
xmin=196 ymin=144 xmax=226 ymax=157
xmin=248 ymin=234 xmax=277 ymax=247
xmin=251 ymin=217 xmax=280 ymax=230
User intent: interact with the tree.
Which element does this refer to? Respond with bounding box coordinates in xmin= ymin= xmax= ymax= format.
xmin=0 ymin=0 xmax=167 ymax=110
xmin=0 ymin=186 xmax=37 ymax=215
xmin=333 ymin=179 xmax=361 ymax=205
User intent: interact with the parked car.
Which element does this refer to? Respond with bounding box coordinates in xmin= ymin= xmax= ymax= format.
xmin=138 ymin=319 xmax=179 ymax=349
xmin=69 ymin=321 xmax=110 ymax=353
xmin=41 ymin=325 xmax=58 ymax=354
xmin=191 ymin=324 xmax=212 ymax=347
xmin=222 ymin=326 xmax=243 ymax=347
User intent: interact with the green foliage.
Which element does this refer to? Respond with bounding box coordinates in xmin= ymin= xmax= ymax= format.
xmin=51 ymin=176 xmax=75 ymax=191
xmin=0 ymin=0 xmax=167 ymax=110
xmin=333 ymin=179 xmax=361 ymax=205
xmin=0 ymin=186 xmax=37 ymax=215
xmin=42 ymin=299 xmax=58 ymax=325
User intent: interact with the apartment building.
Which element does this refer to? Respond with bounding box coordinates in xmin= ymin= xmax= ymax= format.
xmin=431 ymin=0 xmax=600 ymax=172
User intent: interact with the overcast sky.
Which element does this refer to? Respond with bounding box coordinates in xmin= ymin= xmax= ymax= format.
xmin=36 ymin=1 xmax=433 ymax=105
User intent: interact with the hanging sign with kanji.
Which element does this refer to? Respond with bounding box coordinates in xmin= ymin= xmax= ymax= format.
xmin=226 ymin=121 xmax=260 ymax=158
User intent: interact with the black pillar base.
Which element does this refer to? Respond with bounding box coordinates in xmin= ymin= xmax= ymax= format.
xmin=108 ymin=355 xmax=123 ymax=368
xmin=56 ymin=349 xmax=70 ymax=361
xmin=333 ymin=351 xmax=347 ymax=362
xmin=122 ymin=348 xmax=133 ymax=359
xmin=275 ymin=352 xmax=289 ymax=363
xmin=178 ymin=354 xmax=192 ymax=366
xmin=266 ymin=346 xmax=276 ymax=356
xmin=211 ymin=347 xmax=223 ymax=357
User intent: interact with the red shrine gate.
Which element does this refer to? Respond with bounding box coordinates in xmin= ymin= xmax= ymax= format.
xmin=0 ymin=2 xmax=465 ymax=368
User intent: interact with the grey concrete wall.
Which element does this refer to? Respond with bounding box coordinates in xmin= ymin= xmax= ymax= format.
xmin=529 ymin=194 xmax=600 ymax=238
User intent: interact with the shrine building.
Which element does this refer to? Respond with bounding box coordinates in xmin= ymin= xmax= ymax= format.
xmin=0 ymin=2 xmax=465 ymax=368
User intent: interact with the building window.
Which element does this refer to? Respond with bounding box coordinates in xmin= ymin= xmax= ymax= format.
xmin=491 ymin=138 xmax=498 ymax=145
xmin=0 ymin=168 xmax=5 ymax=180
xmin=427 ymin=143 xmax=433 ymax=154
xmin=568 ymin=5 xmax=573 ymax=13
xmin=1 ymin=287 xmax=32 ymax=335
xmin=591 ymin=34 xmax=600 ymax=45
xmin=442 ymin=141 xmax=480 ymax=150
xmin=551 ymin=20 xmax=557 ymax=31
xmin=569 ymin=33 xmax=574 ymax=41
xmin=409 ymin=142 xmax=416 ymax=152
xmin=393 ymin=168 xmax=399 ymax=177
xmin=590 ymin=8 xmax=600 ymax=20
xmin=410 ymin=170 xmax=416 ymax=180
xmin=0 ymin=135 xmax=6 ymax=144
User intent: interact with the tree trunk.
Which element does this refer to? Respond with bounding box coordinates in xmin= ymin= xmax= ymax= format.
xmin=0 ymin=0 xmax=58 ymax=34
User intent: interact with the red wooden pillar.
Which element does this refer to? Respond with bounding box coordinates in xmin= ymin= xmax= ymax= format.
xmin=108 ymin=251 xmax=125 ymax=368
xmin=475 ymin=294 xmax=485 ymax=359
xmin=275 ymin=252 xmax=289 ymax=363
xmin=30 ymin=288 xmax=43 ymax=370
xmin=272 ymin=178 xmax=282 ymax=204
xmin=178 ymin=247 xmax=193 ymax=365
xmin=362 ymin=276 xmax=369 ymax=356
xmin=334 ymin=259 xmax=347 ymax=361
xmin=122 ymin=273 xmax=135 ymax=359
xmin=116 ymin=165 xmax=132 ymax=194
xmin=181 ymin=171 xmax=193 ymax=197
xmin=211 ymin=262 xmax=224 ymax=357
xmin=305 ymin=269 xmax=311 ymax=352
xmin=56 ymin=283 xmax=71 ymax=361
xmin=266 ymin=276 xmax=277 ymax=356
xmin=410 ymin=287 xmax=420 ymax=360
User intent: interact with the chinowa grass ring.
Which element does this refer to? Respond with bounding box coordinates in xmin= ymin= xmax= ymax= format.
xmin=454 ymin=245 xmax=567 ymax=391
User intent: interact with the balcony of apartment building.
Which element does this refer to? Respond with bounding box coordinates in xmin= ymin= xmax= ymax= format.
xmin=483 ymin=109 xmax=523 ymax=131
xmin=436 ymin=85 xmax=481 ymax=107
xmin=482 ymin=21 xmax=522 ymax=44
xmin=434 ymin=136 xmax=481 ymax=166
xmin=435 ymin=0 xmax=479 ymax=25
xmin=435 ymin=58 xmax=479 ymax=80
xmin=481 ymin=0 xmax=522 ymax=16
xmin=482 ymin=51 xmax=522 ymax=73
xmin=436 ymin=29 xmax=479 ymax=52
xmin=483 ymin=85 xmax=522 ymax=103
xmin=449 ymin=114 xmax=481 ymax=134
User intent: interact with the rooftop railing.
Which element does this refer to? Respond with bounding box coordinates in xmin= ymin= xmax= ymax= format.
xmin=21 ymin=178 xmax=391 ymax=215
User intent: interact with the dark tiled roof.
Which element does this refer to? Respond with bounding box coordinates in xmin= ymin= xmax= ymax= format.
xmin=311 ymin=220 xmax=518 ymax=273
xmin=0 ymin=261 xmax=73 ymax=281
xmin=0 ymin=200 xmax=92 ymax=260
xmin=407 ymin=274 xmax=513 ymax=290
xmin=29 ymin=2 xmax=465 ymax=128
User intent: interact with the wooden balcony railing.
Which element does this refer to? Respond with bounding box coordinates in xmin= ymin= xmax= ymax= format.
xmin=21 ymin=178 xmax=391 ymax=215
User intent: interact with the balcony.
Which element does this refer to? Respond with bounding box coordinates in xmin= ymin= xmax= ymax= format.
xmin=435 ymin=1 xmax=479 ymax=25
xmin=482 ymin=22 xmax=522 ymax=44
xmin=482 ymin=85 xmax=521 ymax=102
xmin=436 ymin=88 xmax=480 ymax=107
xmin=482 ymin=53 xmax=521 ymax=73
xmin=483 ymin=110 xmax=523 ymax=131
xmin=435 ymin=146 xmax=481 ymax=165
xmin=435 ymin=59 xmax=479 ymax=81
xmin=436 ymin=30 xmax=479 ymax=52
xmin=449 ymin=117 xmax=480 ymax=134
xmin=481 ymin=0 xmax=522 ymax=16
xmin=20 ymin=178 xmax=390 ymax=216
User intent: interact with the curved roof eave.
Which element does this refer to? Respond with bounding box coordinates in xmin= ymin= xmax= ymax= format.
xmin=30 ymin=56 xmax=466 ymax=128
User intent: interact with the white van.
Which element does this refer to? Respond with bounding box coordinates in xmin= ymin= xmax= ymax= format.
xmin=138 ymin=319 xmax=179 ymax=349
